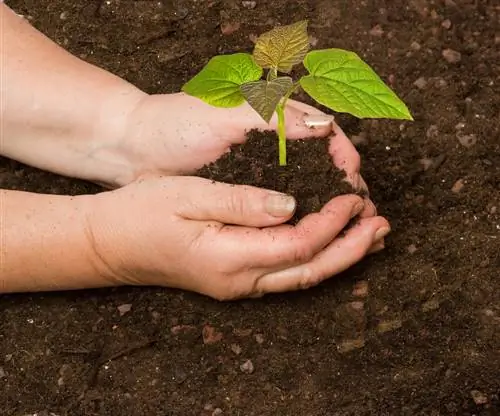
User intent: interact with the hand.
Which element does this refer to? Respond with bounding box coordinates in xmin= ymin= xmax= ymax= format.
xmin=116 ymin=93 xmax=376 ymax=217
xmin=88 ymin=176 xmax=390 ymax=300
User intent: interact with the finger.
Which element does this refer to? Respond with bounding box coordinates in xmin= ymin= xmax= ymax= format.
xmin=328 ymin=122 xmax=362 ymax=190
xmin=207 ymin=194 xmax=365 ymax=269
xmin=253 ymin=216 xmax=390 ymax=295
xmin=226 ymin=99 xmax=333 ymax=141
xmin=360 ymin=197 xmax=378 ymax=218
xmin=176 ymin=177 xmax=296 ymax=227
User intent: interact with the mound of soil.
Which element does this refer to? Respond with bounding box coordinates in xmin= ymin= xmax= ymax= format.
xmin=197 ymin=132 xmax=358 ymax=222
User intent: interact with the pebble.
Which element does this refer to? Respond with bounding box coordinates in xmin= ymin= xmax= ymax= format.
xmin=410 ymin=41 xmax=421 ymax=51
xmin=240 ymin=359 xmax=255 ymax=374
xmin=369 ymin=25 xmax=384 ymax=37
xmin=254 ymin=333 xmax=265 ymax=344
xmin=221 ymin=21 xmax=240 ymax=35
xmin=421 ymin=299 xmax=440 ymax=312
xmin=59 ymin=11 xmax=68 ymax=20
xmin=457 ymin=132 xmax=477 ymax=148
xmin=377 ymin=319 xmax=402 ymax=333
xmin=0 ymin=367 xmax=5 ymax=378
xmin=337 ymin=338 xmax=365 ymax=353
xmin=413 ymin=77 xmax=428 ymax=90
xmin=451 ymin=179 xmax=465 ymax=193
xmin=212 ymin=409 xmax=223 ymax=416
xmin=230 ymin=344 xmax=242 ymax=355
xmin=407 ymin=244 xmax=418 ymax=254
xmin=441 ymin=19 xmax=452 ymax=29
xmin=352 ymin=280 xmax=369 ymax=297
xmin=426 ymin=125 xmax=439 ymax=138
xmin=470 ymin=389 xmax=488 ymax=405
xmin=202 ymin=325 xmax=223 ymax=344
xmin=117 ymin=303 xmax=132 ymax=316
xmin=442 ymin=48 xmax=461 ymax=64
xmin=241 ymin=1 xmax=257 ymax=9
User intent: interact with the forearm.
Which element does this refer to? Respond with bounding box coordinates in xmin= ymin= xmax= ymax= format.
xmin=0 ymin=4 xmax=146 ymax=186
xmin=0 ymin=190 xmax=115 ymax=292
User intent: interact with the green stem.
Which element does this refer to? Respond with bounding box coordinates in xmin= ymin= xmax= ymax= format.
xmin=276 ymin=103 xmax=286 ymax=166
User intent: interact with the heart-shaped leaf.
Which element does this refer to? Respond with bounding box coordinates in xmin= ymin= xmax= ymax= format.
xmin=240 ymin=77 xmax=293 ymax=123
xmin=253 ymin=20 xmax=310 ymax=73
xmin=300 ymin=49 xmax=413 ymax=120
xmin=182 ymin=53 xmax=263 ymax=107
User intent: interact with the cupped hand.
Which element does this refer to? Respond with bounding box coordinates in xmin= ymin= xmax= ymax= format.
xmin=88 ymin=176 xmax=390 ymax=300
xmin=119 ymin=93 xmax=375 ymax=216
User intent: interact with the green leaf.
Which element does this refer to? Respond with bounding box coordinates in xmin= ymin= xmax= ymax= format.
xmin=253 ymin=20 xmax=310 ymax=73
xmin=300 ymin=49 xmax=413 ymax=120
xmin=182 ymin=53 xmax=263 ymax=107
xmin=240 ymin=77 xmax=293 ymax=123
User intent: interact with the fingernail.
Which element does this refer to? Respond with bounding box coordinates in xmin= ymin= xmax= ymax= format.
xmin=351 ymin=200 xmax=365 ymax=218
xmin=367 ymin=239 xmax=385 ymax=254
xmin=265 ymin=193 xmax=296 ymax=217
xmin=374 ymin=227 xmax=391 ymax=241
xmin=303 ymin=114 xmax=335 ymax=128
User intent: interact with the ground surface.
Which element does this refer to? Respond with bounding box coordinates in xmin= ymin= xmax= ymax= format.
xmin=1 ymin=1 xmax=499 ymax=415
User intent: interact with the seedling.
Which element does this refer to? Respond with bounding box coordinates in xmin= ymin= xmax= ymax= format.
xmin=182 ymin=20 xmax=413 ymax=166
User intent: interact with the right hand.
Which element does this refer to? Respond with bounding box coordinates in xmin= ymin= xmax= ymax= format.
xmin=88 ymin=176 xmax=390 ymax=300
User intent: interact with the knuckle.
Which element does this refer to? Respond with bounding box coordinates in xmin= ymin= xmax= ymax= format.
xmin=225 ymin=191 xmax=247 ymax=217
xmin=292 ymin=242 xmax=315 ymax=264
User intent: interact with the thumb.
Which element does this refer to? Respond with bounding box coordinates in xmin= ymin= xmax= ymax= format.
xmin=269 ymin=99 xmax=335 ymax=139
xmin=176 ymin=177 xmax=296 ymax=227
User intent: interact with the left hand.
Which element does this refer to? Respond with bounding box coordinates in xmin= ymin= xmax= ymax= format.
xmin=116 ymin=92 xmax=376 ymax=217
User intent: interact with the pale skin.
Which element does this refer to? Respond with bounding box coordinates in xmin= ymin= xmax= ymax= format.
xmin=0 ymin=4 xmax=390 ymax=300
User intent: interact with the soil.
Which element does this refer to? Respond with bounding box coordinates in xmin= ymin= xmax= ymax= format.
xmin=197 ymin=134 xmax=358 ymax=223
xmin=1 ymin=1 xmax=499 ymax=415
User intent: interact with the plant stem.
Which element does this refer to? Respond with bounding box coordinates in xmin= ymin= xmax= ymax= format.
xmin=276 ymin=103 xmax=287 ymax=166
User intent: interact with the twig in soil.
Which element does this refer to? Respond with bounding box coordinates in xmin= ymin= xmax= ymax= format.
xmin=62 ymin=338 xmax=159 ymax=414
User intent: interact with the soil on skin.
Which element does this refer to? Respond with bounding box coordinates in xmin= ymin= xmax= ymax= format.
xmin=1 ymin=1 xmax=499 ymax=415
xmin=197 ymin=134 xmax=357 ymax=223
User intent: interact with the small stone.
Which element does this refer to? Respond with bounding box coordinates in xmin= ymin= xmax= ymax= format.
xmin=426 ymin=125 xmax=439 ymax=138
xmin=117 ymin=303 xmax=132 ymax=316
xmin=407 ymin=244 xmax=418 ymax=254
xmin=457 ymin=133 xmax=477 ymax=148
xmin=410 ymin=41 xmax=421 ymax=51
xmin=221 ymin=21 xmax=240 ymax=35
xmin=451 ymin=179 xmax=465 ymax=193
xmin=212 ymin=409 xmax=223 ymax=416
xmin=309 ymin=35 xmax=319 ymax=47
xmin=441 ymin=19 xmax=452 ymax=29
xmin=419 ymin=158 xmax=433 ymax=171
xmin=0 ymin=367 xmax=6 ymax=378
xmin=442 ymin=48 xmax=461 ymax=64
xmin=352 ymin=280 xmax=369 ymax=297
xmin=202 ymin=325 xmax=223 ymax=344
xmin=377 ymin=319 xmax=402 ymax=333
xmin=349 ymin=301 xmax=365 ymax=311
xmin=369 ymin=25 xmax=384 ymax=37
xmin=413 ymin=77 xmax=428 ymax=90
xmin=241 ymin=0 xmax=257 ymax=9
xmin=337 ymin=338 xmax=365 ymax=353
xmin=233 ymin=328 xmax=252 ymax=337
xmin=470 ymin=390 xmax=488 ymax=405
xmin=240 ymin=359 xmax=255 ymax=374
xmin=59 ymin=11 xmax=69 ymax=20
xmin=422 ymin=299 xmax=440 ymax=312
xmin=254 ymin=333 xmax=265 ymax=344
xmin=230 ymin=344 xmax=242 ymax=355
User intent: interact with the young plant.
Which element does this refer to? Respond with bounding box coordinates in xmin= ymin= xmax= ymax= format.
xmin=182 ymin=20 xmax=413 ymax=166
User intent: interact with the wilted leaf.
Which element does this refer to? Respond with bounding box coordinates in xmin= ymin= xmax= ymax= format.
xmin=182 ymin=53 xmax=263 ymax=107
xmin=240 ymin=77 xmax=293 ymax=122
xmin=300 ymin=49 xmax=413 ymax=120
xmin=253 ymin=20 xmax=310 ymax=73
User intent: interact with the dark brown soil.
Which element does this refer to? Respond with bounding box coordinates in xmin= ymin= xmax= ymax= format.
xmin=1 ymin=1 xmax=499 ymax=415
xmin=197 ymin=134 xmax=357 ymax=222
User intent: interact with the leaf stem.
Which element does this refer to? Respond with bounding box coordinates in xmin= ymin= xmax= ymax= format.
xmin=276 ymin=103 xmax=286 ymax=166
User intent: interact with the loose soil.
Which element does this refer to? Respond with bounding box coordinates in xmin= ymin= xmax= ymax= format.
xmin=197 ymin=134 xmax=357 ymax=223
xmin=1 ymin=1 xmax=499 ymax=415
